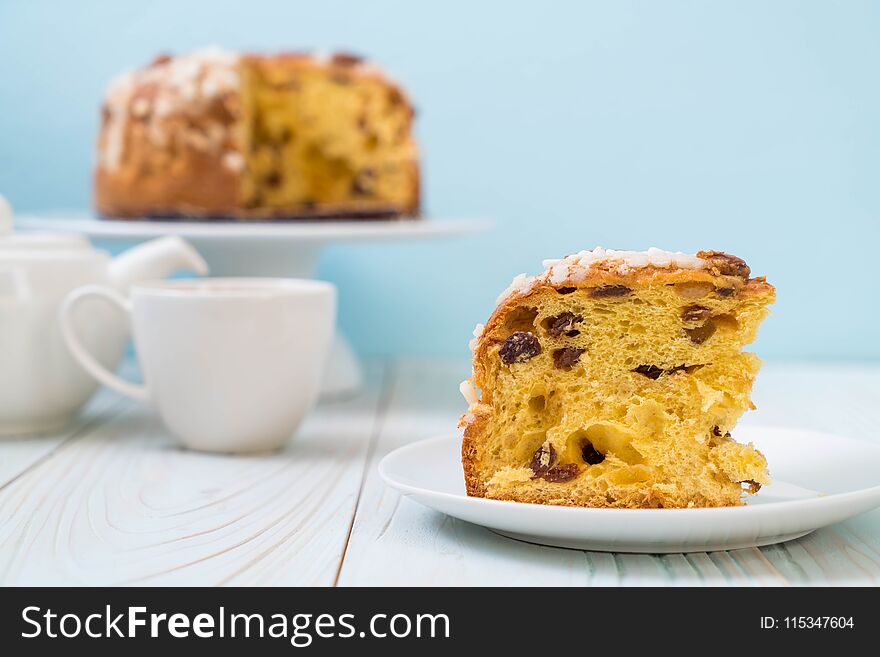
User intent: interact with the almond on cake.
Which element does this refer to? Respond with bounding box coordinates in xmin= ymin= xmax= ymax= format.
xmin=95 ymin=48 xmax=419 ymax=220
xmin=460 ymin=248 xmax=775 ymax=509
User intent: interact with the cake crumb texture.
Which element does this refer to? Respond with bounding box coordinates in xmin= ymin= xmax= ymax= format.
xmin=461 ymin=248 xmax=775 ymax=508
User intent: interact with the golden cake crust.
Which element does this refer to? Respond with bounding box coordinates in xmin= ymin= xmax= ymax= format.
xmin=461 ymin=249 xmax=776 ymax=509
xmin=94 ymin=49 xmax=420 ymax=220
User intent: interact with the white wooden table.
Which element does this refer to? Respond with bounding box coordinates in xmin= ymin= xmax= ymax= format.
xmin=1 ymin=359 xmax=879 ymax=586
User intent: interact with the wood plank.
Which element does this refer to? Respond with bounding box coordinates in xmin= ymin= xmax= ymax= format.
xmin=338 ymin=360 xmax=594 ymax=586
xmin=0 ymin=380 xmax=131 ymax=489
xmin=339 ymin=360 xmax=880 ymax=586
xmin=746 ymin=364 xmax=880 ymax=584
xmin=2 ymin=359 xmax=878 ymax=586
xmin=764 ymin=515 xmax=880 ymax=586
xmin=0 ymin=362 xmax=388 ymax=586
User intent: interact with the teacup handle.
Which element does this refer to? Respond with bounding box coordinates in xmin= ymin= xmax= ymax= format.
xmin=60 ymin=285 xmax=150 ymax=402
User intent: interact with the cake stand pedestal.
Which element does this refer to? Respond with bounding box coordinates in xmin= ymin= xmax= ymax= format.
xmin=17 ymin=214 xmax=488 ymax=396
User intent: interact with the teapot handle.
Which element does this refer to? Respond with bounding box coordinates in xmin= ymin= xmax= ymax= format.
xmin=59 ymin=285 xmax=149 ymax=402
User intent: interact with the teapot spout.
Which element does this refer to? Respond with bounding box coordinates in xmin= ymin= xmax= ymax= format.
xmin=108 ymin=236 xmax=209 ymax=290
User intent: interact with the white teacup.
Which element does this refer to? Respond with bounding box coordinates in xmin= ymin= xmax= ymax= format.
xmin=60 ymin=278 xmax=336 ymax=453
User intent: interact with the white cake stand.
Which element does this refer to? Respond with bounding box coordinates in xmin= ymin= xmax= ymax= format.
xmin=17 ymin=213 xmax=488 ymax=396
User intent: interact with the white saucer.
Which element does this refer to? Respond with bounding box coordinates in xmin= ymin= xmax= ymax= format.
xmin=379 ymin=427 xmax=880 ymax=553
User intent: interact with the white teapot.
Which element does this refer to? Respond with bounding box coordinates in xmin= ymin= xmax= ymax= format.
xmin=0 ymin=196 xmax=208 ymax=435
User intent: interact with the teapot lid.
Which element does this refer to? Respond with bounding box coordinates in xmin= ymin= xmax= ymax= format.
xmin=0 ymin=195 xmax=94 ymax=254
xmin=0 ymin=232 xmax=92 ymax=252
xmin=0 ymin=194 xmax=12 ymax=236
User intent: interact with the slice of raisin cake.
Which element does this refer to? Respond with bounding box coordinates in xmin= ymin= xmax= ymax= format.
xmin=460 ymin=248 xmax=775 ymax=509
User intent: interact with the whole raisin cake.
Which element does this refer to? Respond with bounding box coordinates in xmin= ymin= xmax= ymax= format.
xmin=95 ymin=48 xmax=419 ymax=220
xmin=460 ymin=248 xmax=776 ymax=509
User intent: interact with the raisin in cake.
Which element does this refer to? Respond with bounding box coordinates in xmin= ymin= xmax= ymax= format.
xmin=460 ymin=248 xmax=776 ymax=509
xmin=95 ymin=48 xmax=419 ymax=220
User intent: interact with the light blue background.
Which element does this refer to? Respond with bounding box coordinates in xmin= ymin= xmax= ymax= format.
xmin=2 ymin=1 xmax=878 ymax=359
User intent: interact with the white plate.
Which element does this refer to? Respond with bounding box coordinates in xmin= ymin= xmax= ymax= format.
xmin=15 ymin=213 xmax=488 ymax=243
xmin=379 ymin=427 xmax=880 ymax=553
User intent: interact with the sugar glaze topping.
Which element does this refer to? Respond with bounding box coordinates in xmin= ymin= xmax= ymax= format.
xmin=468 ymin=323 xmax=485 ymax=352
xmin=497 ymin=247 xmax=706 ymax=304
xmin=459 ymin=379 xmax=479 ymax=407
xmin=100 ymin=48 xmax=240 ymax=170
